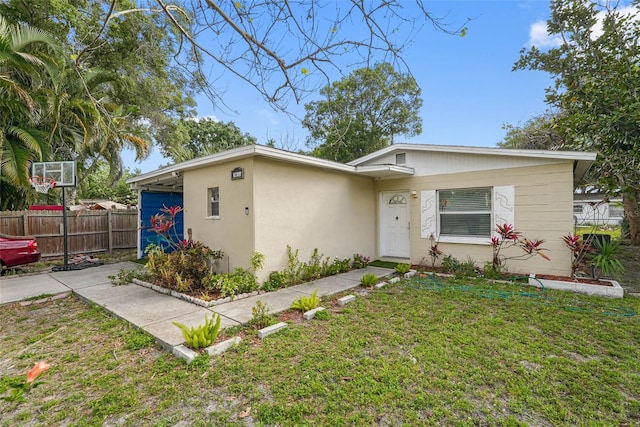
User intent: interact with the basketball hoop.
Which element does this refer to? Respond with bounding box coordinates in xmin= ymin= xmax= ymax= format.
xmin=29 ymin=176 xmax=57 ymax=193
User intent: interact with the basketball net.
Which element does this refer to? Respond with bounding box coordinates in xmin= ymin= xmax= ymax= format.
xmin=29 ymin=176 xmax=57 ymax=193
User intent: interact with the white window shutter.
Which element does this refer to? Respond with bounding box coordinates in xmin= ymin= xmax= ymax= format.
xmin=421 ymin=190 xmax=437 ymax=238
xmin=493 ymin=185 xmax=515 ymax=236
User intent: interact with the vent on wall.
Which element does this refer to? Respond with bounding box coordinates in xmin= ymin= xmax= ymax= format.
xmin=395 ymin=153 xmax=406 ymax=165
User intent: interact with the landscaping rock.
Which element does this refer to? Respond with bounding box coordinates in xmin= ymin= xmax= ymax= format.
xmin=257 ymin=322 xmax=288 ymax=339
xmin=389 ymin=277 xmax=401 ymax=284
xmin=404 ymin=270 xmax=416 ymax=279
xmin=172 ymin=344 xmax=198 ymax=364
xmin=207 ymin=336 xmax=242 ymax=356
xmin=303 ymin=307 xmax=326 ymax=320
xmin=374 ymin=282 xmax=387 ymax=289
xmin=338 ymin=295 xmax=356 ymax=306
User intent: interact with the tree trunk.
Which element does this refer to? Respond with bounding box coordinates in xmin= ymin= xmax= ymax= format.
xmin=623 ymin=190 xmax=640 ymax=245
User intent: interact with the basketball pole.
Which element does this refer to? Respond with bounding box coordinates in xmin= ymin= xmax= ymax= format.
xmin=62 ymin=186 xmax=69 ymax=270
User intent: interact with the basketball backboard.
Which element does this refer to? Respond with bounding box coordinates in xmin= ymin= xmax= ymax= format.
xmin=31 ymin=161 xmax=76 ymax=187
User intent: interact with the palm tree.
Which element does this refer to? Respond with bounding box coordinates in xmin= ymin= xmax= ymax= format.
xmin=0 ymin=15 xmax=58 ymax=208
xmin=0 ymin=15 xmax=57 ymax=177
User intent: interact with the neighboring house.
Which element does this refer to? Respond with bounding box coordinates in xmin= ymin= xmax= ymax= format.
xmin=127 ymin=144 xmax=595 ymax=279
xmin=573 ymin=193 xmax=624 ymax=226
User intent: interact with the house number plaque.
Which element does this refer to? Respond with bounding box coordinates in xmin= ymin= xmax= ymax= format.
xmin=231 ymin=167 xmax=244 ymax=180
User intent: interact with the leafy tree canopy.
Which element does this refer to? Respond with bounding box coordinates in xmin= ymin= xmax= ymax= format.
xmin=514 ymin=0 xmax=640 ymax=244
xmin=0 ymin=0 xmax=195 ymax=143
xmin=303 ymin=63 xmax=423 ymax=163
xmin=498 ymin=112 xmax=564 ymax=151
xmin=78 ymin=162 xmax=140 ymax=205
xmin=164 ymin=119 xmax=257 ymax=163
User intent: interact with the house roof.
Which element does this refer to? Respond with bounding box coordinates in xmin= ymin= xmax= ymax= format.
xmin=127 ymin=143 xmax=596 ymax=191
xmin=348 ymin=143 xmax=596 ymax=188
xmin=126 ymin=144 xmax=415 ymax=191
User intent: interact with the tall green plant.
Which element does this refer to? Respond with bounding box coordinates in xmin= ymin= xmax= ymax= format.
xmin=173 ymin=314 xmax=221 ymax=350
xmin=591 ymin=239 xmax=625 ymax=278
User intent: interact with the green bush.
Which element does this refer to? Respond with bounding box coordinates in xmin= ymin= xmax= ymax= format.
xmin=203 ymin=268 xmax=258 ymax=298
xmin=248 ymin=300 xmax=278 ymax=329
xmin=395 ymin=263 xmax=411 ymax=274
xmin=262 ymin=271 xmax=286 ymax=292
xmin=145 ymin=241 xmax=221 ymax=292
xmin=592 ymin=239 xmax=625 ymax=277
xmin=482 ymin=262 xmax=503 ymax=280
xmin=440 ymin=255 xmax=459 ymax=273
xmin=361 ymin=273 xmax=379 ymax=287
xmin=351 ymin=253 xmax=371 ymax=269
xmin=173 ymin=314 xmax=221 ymax=350
xmin=291 ymin=290 xmax=320 ymax=312
xmin=455 ymin=257 xmax=478 ymax=278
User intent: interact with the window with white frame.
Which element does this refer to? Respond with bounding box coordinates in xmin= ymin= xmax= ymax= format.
xmin=438 ymin=187 xmax=492 ymax=237
xmin=420 ymin=186 xmax=514 ymax=242
xmin=208 ymin=187 xmax=219 ymax=217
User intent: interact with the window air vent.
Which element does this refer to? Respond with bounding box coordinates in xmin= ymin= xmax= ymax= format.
xmin=395 ymin=153 xmax=406 ymax=165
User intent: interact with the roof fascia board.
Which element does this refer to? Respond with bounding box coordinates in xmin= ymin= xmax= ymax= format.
xmin=127 ymin=144 xmax=358 ymax=185
xmin=348 ymin=143 xmax=596 ymax=165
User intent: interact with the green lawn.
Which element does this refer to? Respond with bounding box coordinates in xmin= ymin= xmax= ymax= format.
xmin=1 ymin=277 xmax=639 ymax=426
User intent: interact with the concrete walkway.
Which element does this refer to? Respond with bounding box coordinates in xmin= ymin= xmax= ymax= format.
xmin=0 ymin=262 xmax=393 ymax=351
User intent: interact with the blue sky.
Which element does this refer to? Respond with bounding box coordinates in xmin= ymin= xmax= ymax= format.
xmin=124 ymin=1 xmax=561 ymax=173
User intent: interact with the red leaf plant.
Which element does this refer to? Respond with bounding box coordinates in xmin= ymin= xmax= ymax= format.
xmin=491 ymin=224 xmax=550 ymax=273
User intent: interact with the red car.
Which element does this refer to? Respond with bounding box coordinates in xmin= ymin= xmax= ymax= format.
xmin=0 ymin=234 xmax=42 ymax=271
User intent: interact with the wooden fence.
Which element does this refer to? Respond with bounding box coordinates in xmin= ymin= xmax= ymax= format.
xmin=0 ymin=210 xmax=138 ymax=258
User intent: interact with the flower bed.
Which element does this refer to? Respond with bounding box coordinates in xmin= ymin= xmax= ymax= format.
xmin=528 ymin=274 xmax=623 ymax=298
xmin=132 ymin=278 xmax=260 ymax=307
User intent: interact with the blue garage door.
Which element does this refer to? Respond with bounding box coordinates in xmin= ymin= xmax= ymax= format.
xmin=139 ymin=191 xmax=184 ymax=256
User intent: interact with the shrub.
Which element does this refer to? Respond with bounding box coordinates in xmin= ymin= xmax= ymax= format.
xmin=455 ymin=257 xmax=478 ymax=278
xmin=173 ymin=314 xmax=221 ymax=350
xmin=482 ymin=262 xmax=503 ymax=280
xmin=360 ymin=273 xmax=379 ymax=287
xmin=203 ymin=268 xmax=258 ymax=298
xmin=291 ymin=290 xmax=320 ymax=312
xmin=262 ymin=271 xmax=286 ymax=292
xmin=591 ymin=239 xmax=625 ymax=278
xmin=351 ymin=254 xmax=370 ymax=269
xmin=441 ymin=255 xmax=459 ymax=273
xmin=395 ymin=263 xmax=411 ymax=274
xmin=248 ymin=300 xmax=278 ymax=329
xmin=202 ymin=252 xmax=264 ymax=298
xmin=145 ymin=241 xmax=222 ymax=292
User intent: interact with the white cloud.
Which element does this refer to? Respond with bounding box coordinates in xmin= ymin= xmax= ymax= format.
xmin=529 ymin=4 xmax=640 ymax=48
xmin=591 ymin=5 xmax=638 ymax=38
xmin=187 ymin=115 xmax=220 ymax=122
xmin=528 ymin=21 xmax=563 ymax=48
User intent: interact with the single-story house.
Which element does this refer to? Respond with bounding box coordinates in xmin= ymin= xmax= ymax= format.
xmin=573 ymin=193 xmax=624 ymax=226
xmin=127 ymin=143 xmax=595 ymax=280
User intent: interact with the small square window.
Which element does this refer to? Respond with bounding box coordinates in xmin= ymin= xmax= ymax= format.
xmin=395 ymin=153 xmax=406 ymax=165
xmin=208 ymin=187 xmax=219 ymax=217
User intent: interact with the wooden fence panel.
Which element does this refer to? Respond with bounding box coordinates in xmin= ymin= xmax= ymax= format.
xmin=0 ymin=210 xmax=138 ymax=257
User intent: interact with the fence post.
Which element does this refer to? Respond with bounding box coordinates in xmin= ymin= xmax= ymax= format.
xmin=108 ymin=210 xmax=113 ymax=254
xmin=22 ymin=212 xmax=29 ymax=236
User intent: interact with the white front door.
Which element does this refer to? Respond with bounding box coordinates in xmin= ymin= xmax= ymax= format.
xmin=380 ymin=192 xmax=410 ymax=258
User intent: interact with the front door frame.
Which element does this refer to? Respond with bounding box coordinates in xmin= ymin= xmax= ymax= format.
xmin=379 ymin=190 xmax=411 ymax=258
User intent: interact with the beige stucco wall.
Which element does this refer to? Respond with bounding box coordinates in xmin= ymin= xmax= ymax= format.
xmin=375 ymin=162 xmax=574 ymax=276
xmin=253 ymin=158 xmax=376 ymax=279
xmin=182 ymin=158 xmax=256 ymax=273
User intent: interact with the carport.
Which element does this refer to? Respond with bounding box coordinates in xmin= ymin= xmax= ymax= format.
xmin=128 ymin=170 xmax=184 ymax=258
